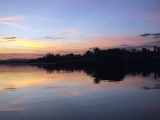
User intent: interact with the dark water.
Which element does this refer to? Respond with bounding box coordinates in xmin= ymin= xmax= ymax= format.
xmin=0 ymin=65 xmax=160 ymax=120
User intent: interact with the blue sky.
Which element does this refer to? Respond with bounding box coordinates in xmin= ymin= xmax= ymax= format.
xmin=0 ymin=0 xmax=160 ymax=59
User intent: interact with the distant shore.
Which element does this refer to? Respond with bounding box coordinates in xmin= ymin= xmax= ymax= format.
xmin=0 ymin=63 xmax=56 ymax=65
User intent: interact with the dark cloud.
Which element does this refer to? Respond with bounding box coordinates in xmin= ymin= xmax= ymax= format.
xmin=45 ymin=36 xmax=64 ymax=40
xmin=5 ymin=87 xmax=16 ymax=91
xmin=140 ymin=33 xmax=160 ymax=38
xmin=120 ymin=44 xmax=130 ymax=47
xmin=3 ymin=37 xmax=16 ymax=39
xmin=140 ymin=33 xmax=151 ymax=37
xmin=0 ymin=39 xmax=16 ymax=42
xmin=0 ymin=37 xmax=17 ymax=42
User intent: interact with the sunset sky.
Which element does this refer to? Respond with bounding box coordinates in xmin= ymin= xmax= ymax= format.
xmin=0 ymin=0 xmax=160 ymax=60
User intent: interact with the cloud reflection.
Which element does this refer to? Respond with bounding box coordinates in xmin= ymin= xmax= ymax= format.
xmin=0 ymin=94 xmax=42 ymax=111
xmin=62 ymin=90 xmax=80 ymax=96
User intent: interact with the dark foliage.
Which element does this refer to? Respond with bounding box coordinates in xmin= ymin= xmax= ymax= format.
xmin=28 ymin=46 xmax=160 ymax=68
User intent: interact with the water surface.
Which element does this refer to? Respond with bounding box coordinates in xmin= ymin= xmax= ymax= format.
xmin=0 ymin=65 xmax=160 ymax=120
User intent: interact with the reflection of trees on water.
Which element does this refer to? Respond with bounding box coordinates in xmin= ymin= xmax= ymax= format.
xmin=84 ymin=67 xmax=125 ymax=84
xmin=125 ymin=66 xmax=160 ymax=79
xmin=35 ymin=65 xmax=82 ymax=74
xmin=37 ymin=65 xmax=58 ymax=74
xmin=33 ymin=65 xmax=160 ymax=84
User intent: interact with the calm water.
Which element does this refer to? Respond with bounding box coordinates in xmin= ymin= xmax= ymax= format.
xmin=0 ymin=65 xmax=160 ymax=120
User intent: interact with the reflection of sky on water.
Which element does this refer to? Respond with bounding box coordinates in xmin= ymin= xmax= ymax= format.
xmin=0 ymin=65 xmax=160 ymax=120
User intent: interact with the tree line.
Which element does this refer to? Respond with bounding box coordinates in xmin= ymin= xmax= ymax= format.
xmin=28 ymin=46 xmax=160 ymax=67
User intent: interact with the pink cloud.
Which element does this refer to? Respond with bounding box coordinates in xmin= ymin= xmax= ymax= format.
xmin=0 ymin=15 xmax=42 ymax=32
xmin=59 ymin=29 xmax=81 ymax=35
xmin=0 ymin=15 xmax=26 ymax=21
xmin=45 ymin=36 xmax=64 ymax=40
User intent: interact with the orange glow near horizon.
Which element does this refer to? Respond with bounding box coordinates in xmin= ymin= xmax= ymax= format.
xmin=0 ymin=35 xmax=152 ymax=60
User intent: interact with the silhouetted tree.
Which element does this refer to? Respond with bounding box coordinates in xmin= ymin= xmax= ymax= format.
xmin=28 ymin=46 xmax=160 ymax=68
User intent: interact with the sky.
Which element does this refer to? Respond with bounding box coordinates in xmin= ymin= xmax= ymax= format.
xmin=0 ymin=0 xmax=160 ymax=60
